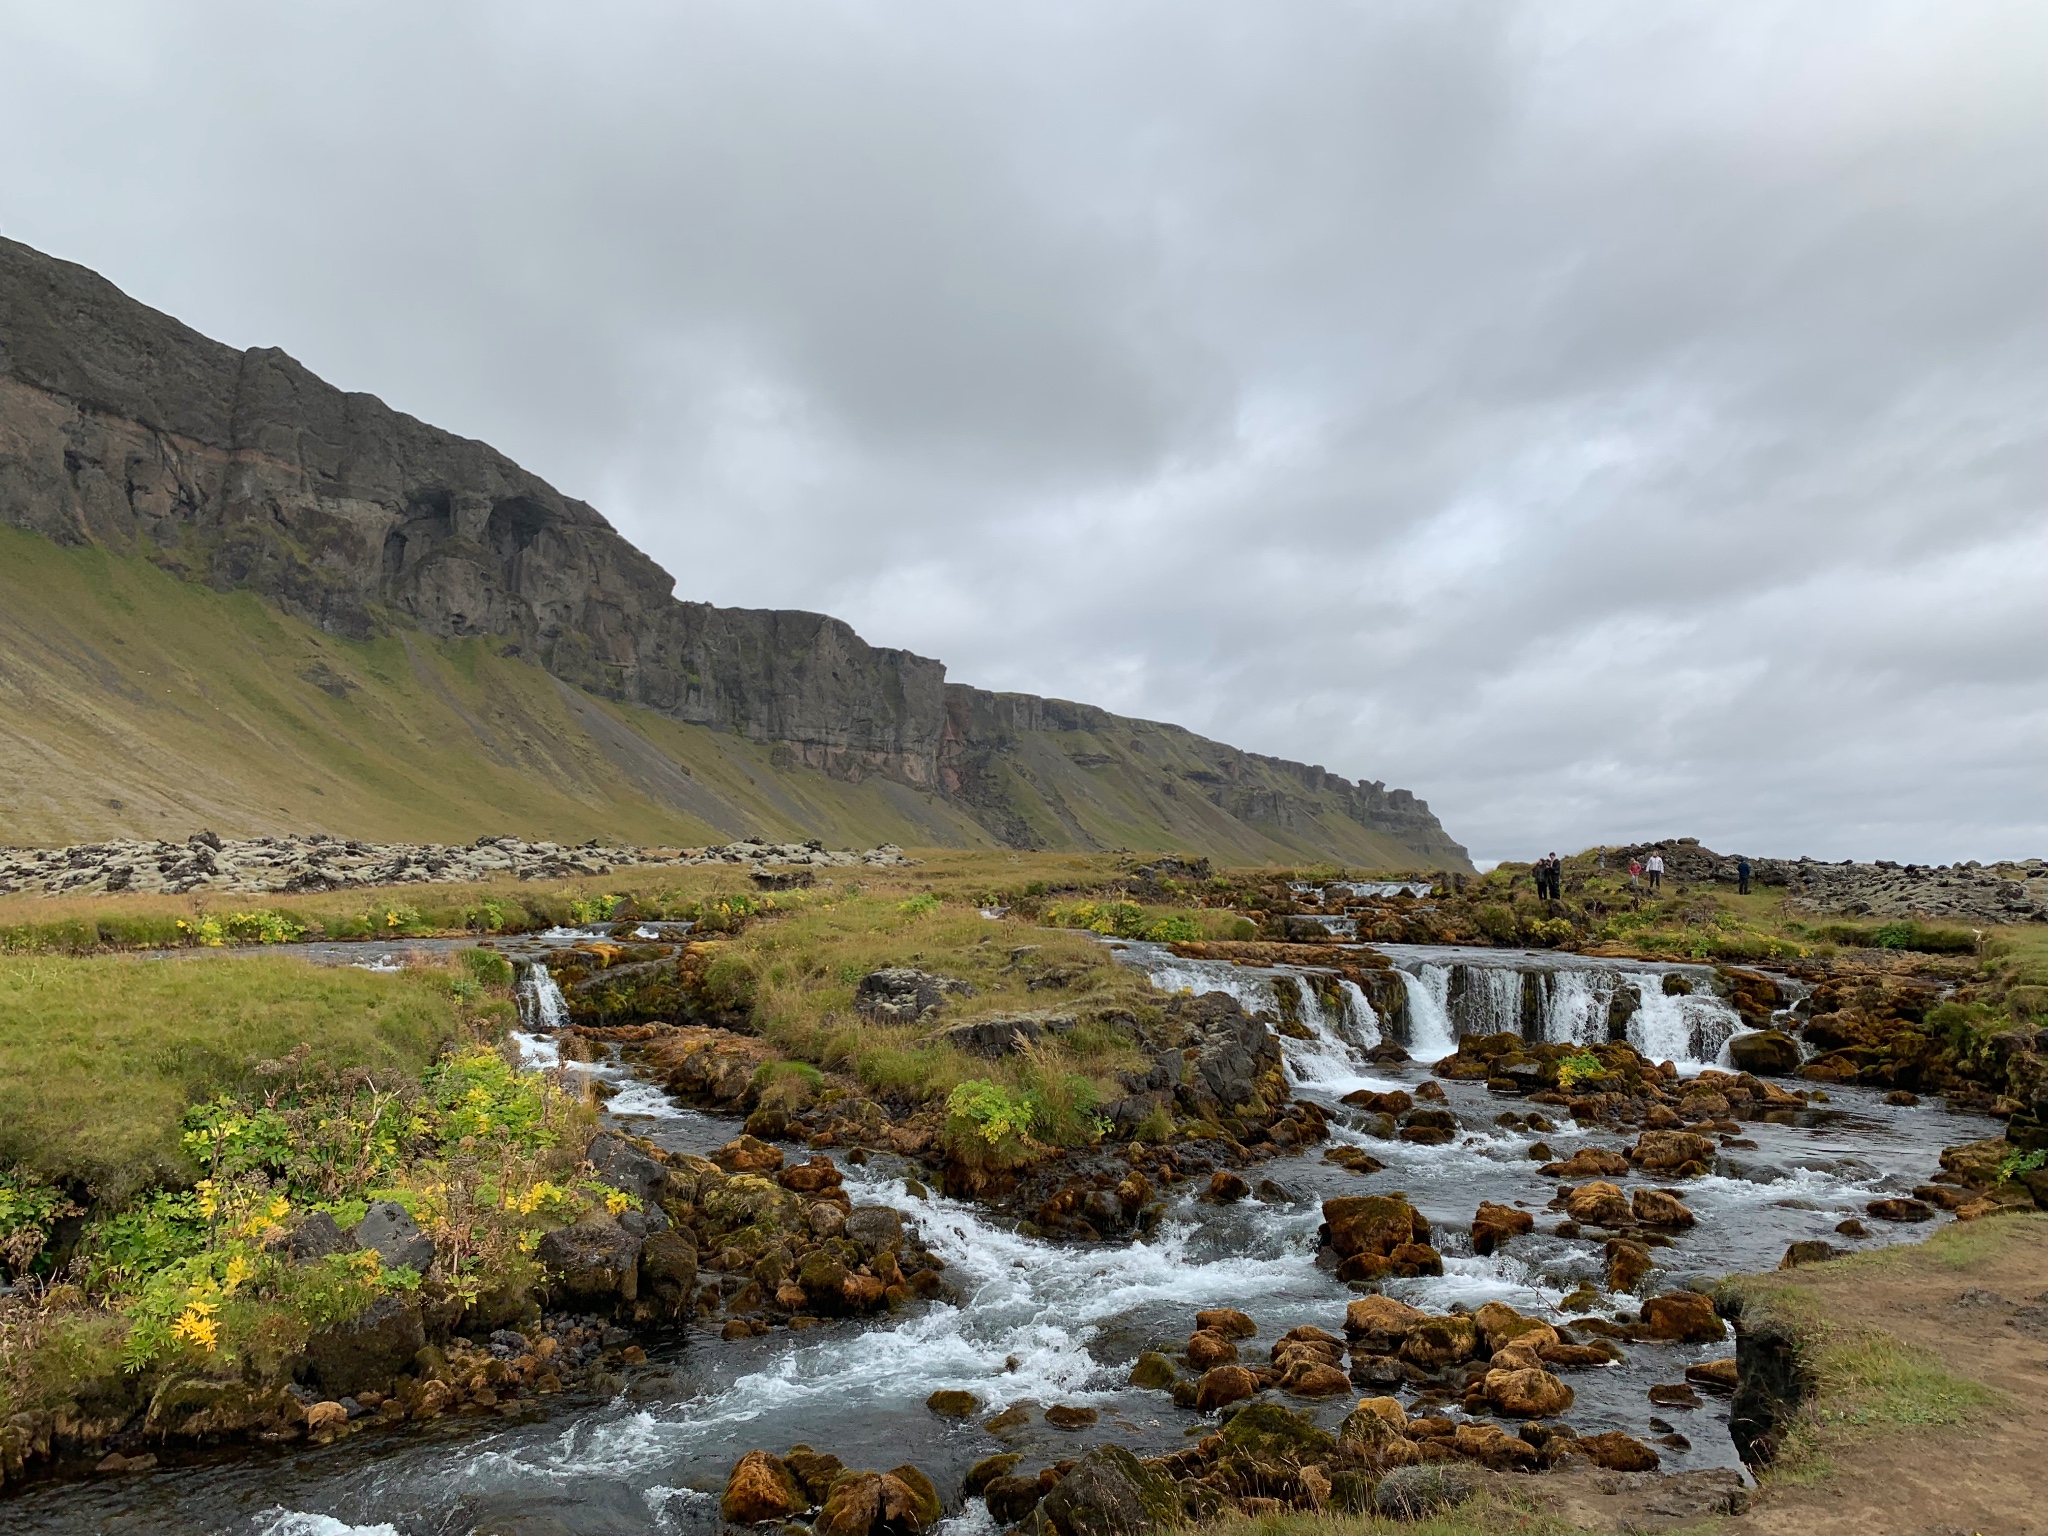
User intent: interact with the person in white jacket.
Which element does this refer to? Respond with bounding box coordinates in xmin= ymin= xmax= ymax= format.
xmin=1645 ymin=851 xmax=1665 ymax=892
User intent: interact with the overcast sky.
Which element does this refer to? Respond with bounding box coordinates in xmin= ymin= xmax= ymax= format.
xmin=2 ymin=1 xmax=2042 ymax=864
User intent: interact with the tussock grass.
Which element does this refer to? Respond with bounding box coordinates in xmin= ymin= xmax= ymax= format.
xmin=708 ymin=890 xmax=1162 ymax=1123
xmin=0 ymin=954 xmax=467 ymax=1196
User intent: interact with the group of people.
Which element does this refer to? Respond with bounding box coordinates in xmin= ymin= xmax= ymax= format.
xmin=1531 ymin=852 xmax=1565 ymax=900
xmin=1626 ymin=851 xmax=1666 ymax=891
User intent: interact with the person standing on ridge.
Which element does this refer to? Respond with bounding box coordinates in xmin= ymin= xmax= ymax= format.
xmin=1738 ymin=857 xmax=1752 ymax=896
xmin=1646 ymin=850 xmax=1665 ymax=892
xmin=1546 ymin=853 xmax=1562 ymax=901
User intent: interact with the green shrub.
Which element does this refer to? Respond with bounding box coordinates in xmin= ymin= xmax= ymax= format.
xmin=943 ymin=1080 xmax=1042 ymax=1169
xmin=462 ymin=948 xmax=515 ymax=988
xmin=73 ymin=1191 xmax=208 ymax=1294
xmin=0 ymin=1167 xmax=81 ymax=1277
xmin=175 ymin=910 xmax=306 ymax=947
xmin=898 ymin=893 xmax=943 ymax=917
xmin=1556 ymin=1049 xmax=1608 ymax=1091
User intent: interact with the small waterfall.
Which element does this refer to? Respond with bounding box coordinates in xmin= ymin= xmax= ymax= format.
xmin=1336 ymin=979 xmax=1383 ymax=1049
xmin=1539 ymin=968 xmax=1621 ymax=1047
xmin=1467 ymin=967 xmax=1523 ymax=1037
xmin=517 ymin=962 xmax=570 ymax=1032
xmin=1116 ymin=948 xmax=1385 ymax=1088
xmin=1396 ymin=968 xmax=1457 ymax=1062
xmin=1282 ymin=976 xmax=1371 ymax=1087
xmin=1626 ymin=977 xmax=1744 ymax=1067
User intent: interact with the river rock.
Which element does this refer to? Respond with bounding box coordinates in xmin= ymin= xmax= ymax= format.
xmin=1323 ymin=1194 xmax=1429 ymax=1258
xmin=1630 ymin=1130 xmax=1718 ymax=1175
xmin=1128 ymin=1352 xmax=1177 ymax=1390
xmin=1579 ymin=1430 xmax=1661 ymax=1471
xmin=1467 ymin=1301 xmax=1543 ymax=1353
xmin=1470 ymin=1201 xmax=1535 ymax=1255
xmin=304 ymin=1294 xmax=427 ymax=1399
xmin=1172 ymin=991 xmax=1287 ymax=1123
xmin=1483 ymin=1366 xmax=1573 ymax=1416
xmin=1206 ymin=1170 xmax=1249 ymax=1202
xmin=1185 ymin=1329 xmax=1238 ymax=1370
xmin=638 ymin=1230 xmax=698 ymax=1317
xmin=1196 ymin=1307 xmax=1256 ymax=1339
xmin=787 ymin=1447 xmax=849 ymax=1503
xmin=537 ymin=1217 xmax=642 ymax=1306
xmin=1038 ymin=1445 xmax=1181 ymax=1536
xmin=723 ymin=1450 xmax=809 ymax=1523
xmin=1484 ymin=1326 xmax=1559 ymax=1372
xmin=1540 ymin=1147 xmax=1631 ymax=1179
xmin=1631 ymin=1188 xmax=1696 ymax=1227
xmin=965 ymin=1454 xmax=1024 ymax=1497
xmin=352 ymin=1201 xmax=435 ymax=1274
xmin=983 ymin=1474 xmax=1044 ymax=1524
xmin=781 ymin=1156 xmax=845 ymax=1194
xmin=1605 ymin=1237 xmax=1655 ymax=1293
xmin=1565 ymin=1181 xmax=1634 ymax=1227
xmin=1779 ymin=1240 xmax=1838 ymax=1268
xmin=587 ymin=1131 xmax=671 ymax=1209
xmin=1046 ymin=1404 xmax=1100 ymax=1429
xmin=1728 ymin=1031 xmax=1802 ymax=1075
xmin=1867 ymin=1197 xmax=1935 ymax=1223
xmin=926 ymin=1390 xmax=980 ymax=1418
xmin=1400 ymin=1315 xmax=1478 ymax=1368
xmin=816 ymin=1468 xmax=940 ymax=1536
xmin=1686 ymin=1358 xmax=1740 ymax=1390
xmin=1639 ymin=1291 xmax=1725 ymax=1343
xmin=1452 ymin=1421 xmax=1539 ymax=1467
xmin=1193 ymin=1365 xmax=1258 ymax=1410
xmin=1345 ymin=1294 xmax=1429 ymax=1348
xmin=714 ymin=1135 xmax=785 ymax=1175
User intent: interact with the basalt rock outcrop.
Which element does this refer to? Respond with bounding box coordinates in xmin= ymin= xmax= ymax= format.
xmin=0 ymin=236 xmax=1469 ymax=867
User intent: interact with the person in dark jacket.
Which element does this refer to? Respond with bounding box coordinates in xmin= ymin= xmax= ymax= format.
xmin=1737 ymin=857 xmax=1752 ymax=896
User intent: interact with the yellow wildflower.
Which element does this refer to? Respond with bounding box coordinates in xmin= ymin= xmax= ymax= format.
xmin=222 ymin=1255 xmax=254 ymax=1295
xmin=172 ymin=1302 xmax=220 ymax=1351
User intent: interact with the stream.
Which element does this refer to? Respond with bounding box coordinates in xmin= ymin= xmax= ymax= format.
xmin=7 ymin=932 xmax=1995 ymax=1535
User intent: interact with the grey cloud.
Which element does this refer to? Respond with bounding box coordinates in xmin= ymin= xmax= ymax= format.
xmin=0 ymin=0 xmax=2040 ymax=862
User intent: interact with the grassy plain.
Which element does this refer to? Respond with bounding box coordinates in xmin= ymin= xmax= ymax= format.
xmin=0 ymin=955 xmax=469 ymax=1197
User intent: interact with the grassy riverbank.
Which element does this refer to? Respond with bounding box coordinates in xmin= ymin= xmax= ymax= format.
xmin=0 ymin=955 xmax=477 ymax=1196
xmin=0 ymin=950 xmax=607 ymax=1435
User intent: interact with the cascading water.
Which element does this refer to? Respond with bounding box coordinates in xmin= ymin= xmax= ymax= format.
xmin=12 ymin=933 xmax=2002 ymax=1536
xmin=1395 ymin=968 xmax=1458 ymax=1062
xmin=1374 ymin=946 xmax=1749 ymax=1069
xmin=1626 ymin=979 xmax=1746 ymax=1066
xmin=516 ymin=962 xmax=569 ymax=1032
xmin=1112 ymin=947 xmax=1385 ymax=1091
xmin=1538 ymin=968 xmax=1621 ymax=1047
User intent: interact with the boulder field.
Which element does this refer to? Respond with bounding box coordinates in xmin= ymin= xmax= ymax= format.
xmin=720 ymin=1292 xmax=1726 ymax=1535
xmin=0 ymin=832 xmax=907 ymax=898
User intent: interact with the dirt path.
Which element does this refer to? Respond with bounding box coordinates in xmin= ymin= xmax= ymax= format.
xmin=1528 ymin=1214 xmax=2048 ymax=1536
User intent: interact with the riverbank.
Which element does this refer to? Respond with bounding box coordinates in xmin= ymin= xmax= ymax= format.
xmin=3 ymin=851 xmax=2045 ymax=1533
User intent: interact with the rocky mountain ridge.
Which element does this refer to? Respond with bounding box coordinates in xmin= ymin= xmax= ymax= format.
xmin=0 ymin=237 xmax=1467 ymax=867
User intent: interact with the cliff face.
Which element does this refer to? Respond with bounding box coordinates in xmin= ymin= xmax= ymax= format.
xmin=0 ymin=237 xmax=1468 ymax=867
